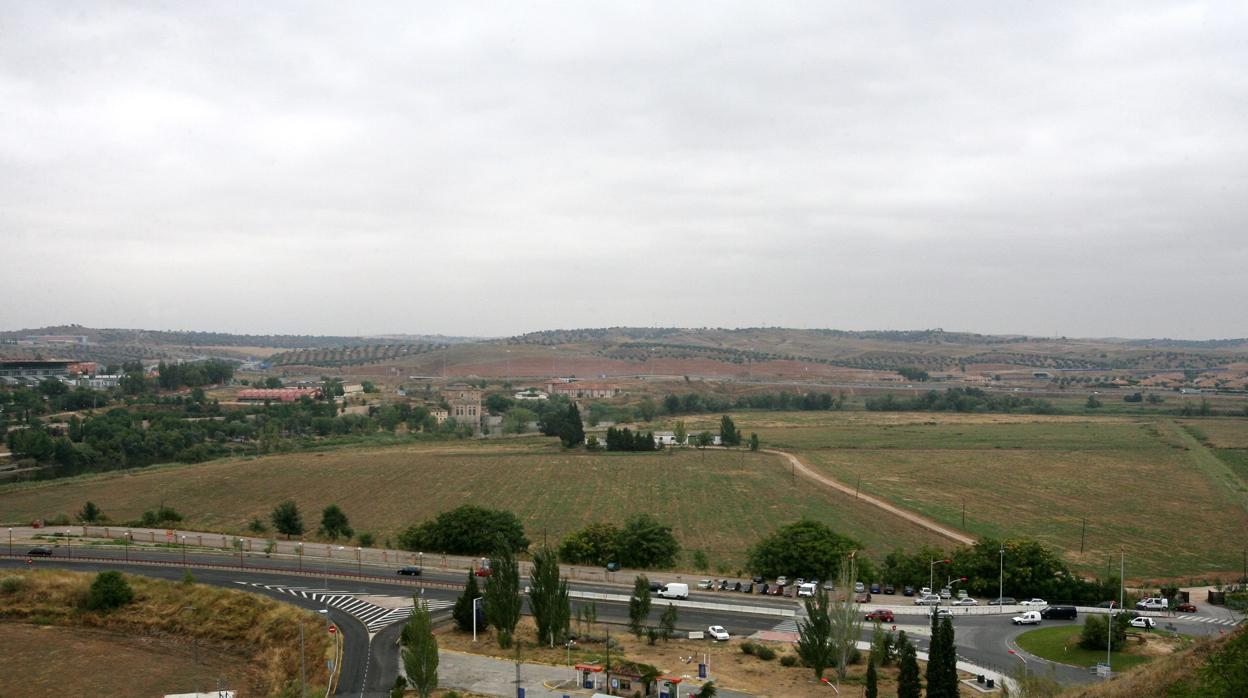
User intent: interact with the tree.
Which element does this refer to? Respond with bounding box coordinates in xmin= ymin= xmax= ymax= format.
xmin=719 ymin=415 xmax=740 ymax=446
xmin=559 ymin=403 xmax=585 ymax=448
xmin=829 ymin=555 xmax=864 ymax=682
xmin=452 ymin=570 xmax=484 ymax=633
xmin=749 ymin=432 xmax=759 ymax=452
xmin=637 ymin=398 xmax=658 ymax=421
xmin=77 ymin=501 xmax=103 ymax=523
xmin=86 ymin=571 xmax=134 ymax=611
xmin=319 ymin=504 xmax=353 ymax=540
xmin=926 ymin=610 xmax=947 ymax=697
xmin=484 ymin=543 xmax=522 ymax=647
xmin=271 ymin=500 xmax=305 ymax=539
xmin=529 ymin=547 xmax=571 ymax=647
xmin=796 ymin=585 xmax=835 ymax=680
xmin=659 ymin=603 xmax=678 ymax=641
xmin=616 ymin=515 xmax=680 ymax=569
xmin=673 ymin=420 xmax=688 ymax=446
xmin=1086 ymin=395 xmax=1102 ymax=409
xmin=629 ymin=575 xmax=652 ymax=637
xmin=865 ymin=657 xmax=878 ymax=698
xmin=1080 ymin=613 xmax=1128 ymax=651
xmin=557 ymin=523 xmax=621 ymax=566
xmin=402 ymin=600 xmax=439 ymax=698
xmin=897 ymin=639 xmax=921 ymax=698
xmin=695 ymin=431 xmax=714 ymax=448
xmin=932 ymin=615 xmax=960 ymax=697
xmin=398 ymin=505 xmax=529 ymax=554
xmin=693 ymin=680 xmax=717 ymax=698
xmin=747 ymin=520 xmax=860 ymax=581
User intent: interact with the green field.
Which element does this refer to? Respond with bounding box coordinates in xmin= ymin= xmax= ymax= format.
xmin=1013 ymin=625 xmax=1161 ymax=672
xmin=0 ymin=441 xmax=949 ymax=570
xmin=652 ymin=411 xmax=1248 ymax=579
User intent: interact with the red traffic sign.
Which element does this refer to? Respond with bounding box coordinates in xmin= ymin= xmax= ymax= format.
xmin=329 ymin=625 xmax=337 ymax=634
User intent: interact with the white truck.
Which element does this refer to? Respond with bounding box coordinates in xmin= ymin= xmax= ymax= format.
xmin=657 ymin=583 xmax=689 ymax=600
xmin=798 ymin=582 xmax=818 ymax=598
xmin=1012 ymin=611 xmax=1042 ymax=625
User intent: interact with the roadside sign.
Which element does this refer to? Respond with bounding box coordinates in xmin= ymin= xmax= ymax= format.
xmin=166 ymin=529 xmax=174 ymax=541
xmin=329 ymin=625 xmax=337 ymax=634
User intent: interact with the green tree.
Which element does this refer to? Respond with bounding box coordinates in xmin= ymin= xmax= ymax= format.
xmin=401 ymin=600 xmax=439 ymax=698
xmin=270 ymin=499 xmax=305 ymax=539
xmin=796 ymin=585 xmax=835 ymax=680
xmin=1080 ymin=612 xmax=1128 ymax=651
xmin=1200 ymin=624 xmax=1248 ymax=696
xmin=637 ymin=397 xmax=657 ymax=421
xmin=319 ymin=504 xmax=353 ymax=540
xmin=747 ymin=520 xmax=860 ymax=581
xmin=659 ymin=603 xmax=678 ymax=641
xmin=1086 ymin=395 xmax=1102 ymax=409
xmin=749 ymin=432 xmax=759 ymax=452
xmin=86 ymin=571 xmax=134 ymax=611
xmin=925 ymin=611 xmax=960 ymax=698
xmin=616 ymin=515 xmax=680 ymax=569
xmin=629 ymin=574 xmax=652 ymax=637
xmin=557 ymin=523 xmax=621 ymax=566
xmin=829 ymin=555 xmax=864 ymax=681
xmin=398 ymin=505 xmax=529 ymax=554
xmin=695 ymin=431 xmax=714 ymax=448
xmin=865 ymin=657 xmax=878 ymax=698
xmin=673 ymin=420 xmax=688 ymax=446
xmin=529 ymin=547 xmax=571 ymax=647
xmin=77 ymin=500 xmax=103 ymax=523
xmin=559 ymin=403 xmax=585 ymax=448
xmin=452 ymin=570 xmax=484 ymax=633
xmin=897 ymin=638 xmax=921 ymax=698
xmin=719 ymin=415 xmax=740 ymax=446
xmin=484 ymin=543 xmax=522 ymax=648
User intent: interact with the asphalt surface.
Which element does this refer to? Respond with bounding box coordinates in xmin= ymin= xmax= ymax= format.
xmin=3 ymin=551 xmax=1239 ymax=696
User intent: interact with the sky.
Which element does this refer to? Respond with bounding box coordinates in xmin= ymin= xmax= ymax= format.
xmin=2 ymin=2 xmax=1246 ymax=339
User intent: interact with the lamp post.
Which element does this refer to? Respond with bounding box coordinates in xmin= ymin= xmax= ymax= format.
xmin=930 ymin=558 xmax=950 ymax=595
xmin=419 ymin=551 xmax=423 ymax=574
xmin=999 ymin=545 xmax=1004 ymax=608
xmin=296 ymin=543 xmax=303 ymax=573
xmin=125 ymin=530 xmax=131 ymax=562
xmin=1106 ymin=601 xmax=1116 ymax=674
xmin=66 ymin=529 xmax=72 ymax=558
xmin=355 ymin=547 xmax=361 ymax=576
xmin=472 ymin=596 xmax=484 ymax=642
xmin=181 ymin=535 xmax=187 ymax=568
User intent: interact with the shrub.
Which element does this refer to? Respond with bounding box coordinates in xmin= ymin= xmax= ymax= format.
xmin=398 ymin=505 xmax=529 ymax=554
xmin=780 ymin=654 xmax=799 ymax=667
xmin=740 ymin=641 xmax=756 ymax=655
xmin=755 ymin=645 xmax=777 ymax=661
xmin=1 ymin=575 xmax=25 ymax=594
xmin=357 ymin=532 xmax=376 ymax=548
xmin=85 ymin=571 xmax=134 ymax=611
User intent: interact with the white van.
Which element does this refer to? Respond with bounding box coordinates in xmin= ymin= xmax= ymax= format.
xmin=1012 ymin=611 xmax=1042 ymax=625
xmin=1136 ymin=597 xmax=1168 ymax=611
xmin=798 ymin=582 xmax=818 ymax=598
xmin=657 ymin=583 xmax=689 ymax=600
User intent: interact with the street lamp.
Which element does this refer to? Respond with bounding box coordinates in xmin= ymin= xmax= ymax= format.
xmin=472 ymin=596 xmax=484 ymax=642
xmin=930 ymin=558 xmax=950 ymax=594
xmin=296 ymin=543 xmax=303 ymax=573
xmin=1106 ymin=601 xmax=1116 ymax=674
xmin=355 ymin=547 xmax=361 ymax=576
xmin=66 ymin=529 xmax=72 ymax=558
xmin=125 ymin=530 xmax=131 ymax=562
xmin=181 ymin=535 xmax=187 ymax=568
xmin=419 ymin=551 xmax=423 ymax=573
xmin=999 ymin=545 xmax=1004 ymax=609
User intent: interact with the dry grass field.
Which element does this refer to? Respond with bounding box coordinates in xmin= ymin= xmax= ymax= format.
xmin=0 ymin=443 xmax=948 ymax=570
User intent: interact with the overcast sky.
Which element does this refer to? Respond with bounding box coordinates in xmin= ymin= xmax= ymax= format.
xmin=2 ymin=2 xmax=1245 ymax=339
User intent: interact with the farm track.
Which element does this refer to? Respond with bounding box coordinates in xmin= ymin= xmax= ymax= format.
xmin=761 ymin=448 xmax=977 ymax=546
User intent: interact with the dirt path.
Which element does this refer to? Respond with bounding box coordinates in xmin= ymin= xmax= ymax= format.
xmin=761 ymin=448 xmax=976 ymax=546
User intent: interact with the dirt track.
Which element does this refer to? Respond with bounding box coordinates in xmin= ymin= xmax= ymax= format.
xmin=762 ymin=448 xmax=976 ymax=546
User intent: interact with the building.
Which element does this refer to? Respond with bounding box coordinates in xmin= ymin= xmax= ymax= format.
xmin=653 ymin=431 xmax=721 ymax=446
xmin=80 ymin=375 xmax=122 ymax=389
xmin=21 ymin=335 xmax=88 ymax=345
xmin=428 ymin=407 xmax=449 ymax=424
xmin=546 ymin=382 xmax=621 ymax=399
xmin=443 ymin=384 xmax=482 ymax=430
xmin=237 ymin=388 xmax=323 ymax=402
xmin=0 ymin=359 xmax=75 ymax=382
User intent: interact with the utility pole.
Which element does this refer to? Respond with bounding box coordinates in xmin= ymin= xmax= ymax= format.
xmin=962 ymin=499 xmax=966 ymax=529
xmin=1080 ymin=518 xmax=1087 ymax=554
xmin=1119 ymin=549 xmax=1125 ymax=611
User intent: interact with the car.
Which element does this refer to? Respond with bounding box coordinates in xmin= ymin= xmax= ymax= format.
xmin=743 ymin=582 xmax=754 ymax=594
xmin=697 ymin=579 xmax=714 ymax=590
xmin=606 ymin=562 xmax=620 ymax=572
xmin=719 ymin=580 xmax=731 ymax=591
xmin=766 ymin=585 xmax=783 ymax=596
xmin=930 ymin=607 xmax=953 ymax=618
xmin=650 ymin=581 xmax=664 ymax=592
xmin=854 ymin=592 xmax=872 ymax=603
xmin=1020 ymin=599 xmax=1048 ymax=607
xmin=707 ymin=625 xmax=730 ymax=641
xmin=1040 ymin=605 xmax=1077 ymax=620
xmin=1176 ymin=603 xmax=1197 ymax=613
xmin=752 ymin=575 xmax=765 ymax=584
xmin=783 ymin=586 xmax=795 ymax=598
xmin=1095 ymin=601 xmax=1117 ymax=609
xmin=397 ymin=566 xmax=422 ymax=576
xmin=865 ymin=609 xmax=895 ymax=623
xmin=475 ymin=567 xmax=493 ymax=577
xmin=883 ymin=585 xmax=895 ymax=595
xmin=1136 ymin=597 xmax=1169 ymax=611
xmin=987 ymin=597 xmax=1017 ymax=606
xmin=1012 ymin=611 xmax=1042 ymax=625
xmin=870 ymin=583 xmax=881 ymax=594
xmin=915 ymin=594 xmax=942 ymax=605
xmin=854 ymin=582 xmax=866 ymax=593
xmin=920 ymin=587 xmax=932 ymax=596
xmin=798 ymin=582 xmax=818 ymax=598
xmin=759 ymin=583 xmax=769 ymax=595
xmin=732 ymin=582 xmax=743 ymax=592
xmin=26 ymin=547 xmax=53 ymax=557
xmin=657 ymin=583 xmax=689 ymax=600
xmin=1129 ymin=617 xmax=1156 ymax=630
xmin=902 ymin=586 xmax=915 ymax=597
xmin=822 ymin=580 xmax=836 ymax=590
xmin=939 ymin=587 xmax=952 ymax=599
xmin=952 ymin=597 xmax=978 ymax=606
xmin=776 ymin=576 xmax=788 ymax=586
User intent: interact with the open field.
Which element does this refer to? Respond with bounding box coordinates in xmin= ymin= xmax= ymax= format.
xmin=0 ymin=623 xmax=252 ymax=697
xmin=1180 ymin=418 xmax=1248 ymax=448
xmin=651 ymin=411 xmax=1248 ymax=579
xmin=1013 ymin=625 xmax=1179 ymax=672
xmin=0 ymin=442 xmax=950 ymax=570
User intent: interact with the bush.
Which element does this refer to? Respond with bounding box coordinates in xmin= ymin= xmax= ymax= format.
xmin=1 ymin=575 xmax=25 ymax=594
xmin=397 ymin=505 xmax=529 ymax=554
xmin=740 ymin=641 xmax=756 ymax=655
xmin=357 ymin=532 xmax=376 ymax=547
xmin=780 ymin=654 xmax=798 ymax=667
xmin=85 ymin=571 xmax=134 ymax=611
xmin=755 ymin=645 xmax=777 ymax=661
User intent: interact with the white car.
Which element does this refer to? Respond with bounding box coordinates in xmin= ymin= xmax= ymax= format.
xmin=939 ymin=588 xmax=952 ymax=599
xmin=854 ymin=582 xmax=866 ymax=593
xmin=697 ymin=579 xmax=713 ymax=590
xmin=915 ymin=594 xmax=943 ymax=605
xmin=1012 ymin=611 xmax=1042 ymax=625
xmin=1129 ymin=617 xmax=1156 ymax=630
xmin=1020 ymin=599 xmax=1048 ymax=607
xmin=776 ymin=576 xmax=788 ymax=587
xmin=952 ymin=597 xmax=978 ymax=606
xmin=707 ymin=625 xmax=730 ymax=641
xmin=920 ymin=587 xmax=933 ymax=596
xmin=930 ymin=607 xmax=953 ymax=618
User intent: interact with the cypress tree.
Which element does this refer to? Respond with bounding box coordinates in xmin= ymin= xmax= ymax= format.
xmin=940 ymin=615 xmax=960 ymax=694
xmin=452 ymin=569 xmax=483 ymax=632
xmin=925 ymin=610 xmax=949 ymax=698
xmin=897 ymin=639 xmax=921 ymax=698
xmin=865 ymin=657 xmax=878 ymax=698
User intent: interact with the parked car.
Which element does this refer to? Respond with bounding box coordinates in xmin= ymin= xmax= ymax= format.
xmin=854 ymin=582 xmax=866 ymax=593
xmin=27 ymin=547 xmax=53 ymax=557
xmin=783 ymin=586 xmax=795 ymax=598
xmin=939 ymin=587 xmax=952 ymax=599
xmin=1012 ymin=611 xmax=1042 ymax=625
xmin=915 ymin=594 xmax=942 ymax=606
xmin=855 ymin=592 xmax=872 ymax=603
xmin=606 ymin=562 xmax=620 ymax=571
xmin=707 ymin=625 xmax=730 ymax=641
xmin=743 ymin=582 xmax=754 ymax=594
xmin=883 ymin=585 xmax=895 ymax=595
xmin=397 ymin=566 xmax=422 ymax=576
xmin=987 ymin=597 xmax=1017 ymax=606
xmin=766 ymin=585 xmax=783 ymax=596
xmin=1176 ymin=602 xmax=1197 ymax=613
xmin=920 ymin=587 xmax=932 ymax=596
xmin=798 ymin=582 xmax=818 ymax=598
xmin=795 ymin=578 xmax=806 ymax=586
xmin=1096 ymin=601 xmax=1117 ymax=608
xmin=718 ymin=580 xmax=730 ymax=591
xmin=869 ymin=583 xmax=881 ymax=594
xmin=732 ymin=582 xmax=743 ymax=592
xmin=759 ymin=583 xmax=770 ymax=594
xmin=650 ymin=581 xmax=664 ymax=592
xmin=1040 ymin=605 xmax=1077 ymax=620
xmin=1020 ymin=599 xmax=1048 ymax=607
xmin=752 ymin=575 xmax=765 ymax=584
xmin=822 ymin=580 xmax=836 ymax=590
xmin=1129 ymin=617 xmax=1156 ymax=629
xmin=865 ymin=609 xmax=895 ymax=622
xmin=1136 ymin=597 xmax=1169 ymax=611
xmin=952 ymin=597 xmax=978 ymax=606
xmin=697 ymin=579 xmax=714 ymax=590
xmin=475 ymin=567 xmax=493 ymax=577
xmin=930 ymin=607 xmax=953 ymax=618
xmin=902 ymin=586 xmax=915 ymax=597
xmin=776 ymin=576 xmax=788 ymax=586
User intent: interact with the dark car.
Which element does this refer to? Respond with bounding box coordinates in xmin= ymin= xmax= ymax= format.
xmin=606 ymin=562 xmax=620 ymax=572
xmin=1096 ymin=601 xmax=1117 ymax=608
xmin=987 ymin=597 xmax=1017 ymax=606
xmin=1040 ymin=605 xmax=1078 ymax=620
xmin=732 ymin=581 xmax=742 ymax=592
xmin=884 ymin=585 xmax=895 ymax=595
xmin=870 ymin=583 xmax=881 ymax=594
xmin=766 ymin=585 xmax=783 ymax=596
xmin=27 ymin=547 xmax=53 ymax=557
xmin=752 ymin=575 xmax=765 ymax=584
xmin=1176 ymin=603 xmax=1197 ymax=613
xmin=397 ymin=566 xmax=423 ymax=576
xmin=743 ymin=582 xmax=754 ymax=593
xmin=865 ymin=609 xmax=895 ymax=622
xmin=759 ymin=583 xmax=769 ymax=594
xmin=855 ymin=592 xmax=872 ymax=603
xmin=650 ymin=581 xmax=664 ymax=592
xmin=903 ymin=586 xmax=915 ymax=596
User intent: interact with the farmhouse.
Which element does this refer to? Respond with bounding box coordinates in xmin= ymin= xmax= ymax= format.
xmin=546 ymin=382 xmax=621 ymax=399
xmin=443 ymin=384 xmax=482 ymax=430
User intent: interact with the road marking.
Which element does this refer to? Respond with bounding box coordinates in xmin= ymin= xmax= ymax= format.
xmin=241 ymin=582 xmax=453 ymax=632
